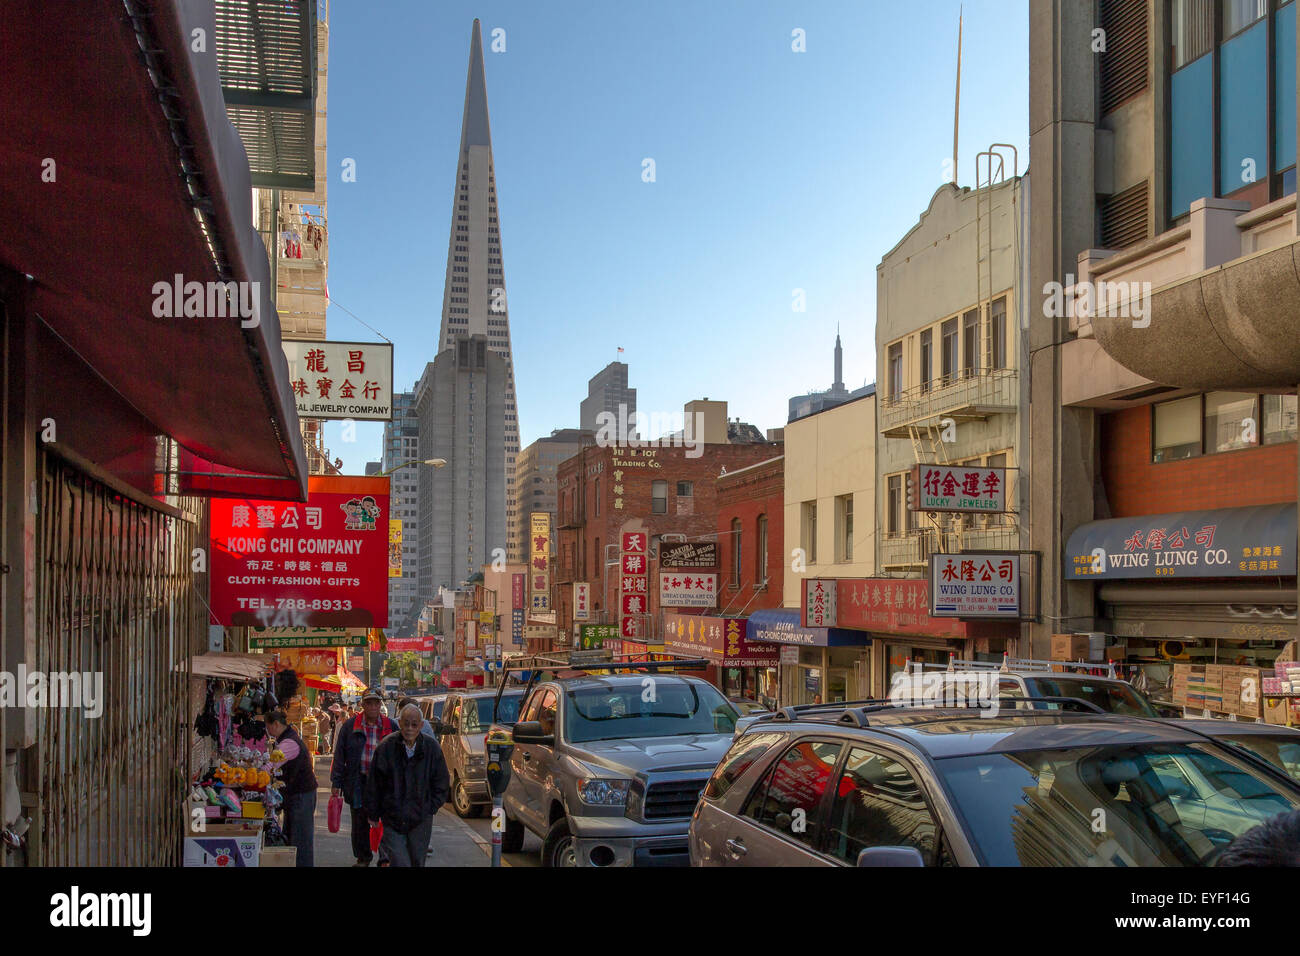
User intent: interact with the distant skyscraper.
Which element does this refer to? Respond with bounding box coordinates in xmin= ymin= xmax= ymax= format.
xmin=788 ymin=331 xmax=872 ymax=422
xmin=384 ymin=391 xmax=419 ymax=631
xmin=433 ymin=19 xmax=521 ymax=567
xmin=580 ymin=361 xmax=637 ymax=440
xmin=510 ymin=428 xmax=596 ymax=563
xmin=416 ymin=339 xmax=507 ymax=605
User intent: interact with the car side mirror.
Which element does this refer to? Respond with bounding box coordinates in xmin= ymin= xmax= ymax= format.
xmin=857 ymin=846 xmax=925 ymax=867
xmin=512 ymin=720 xmax=554 ymax=745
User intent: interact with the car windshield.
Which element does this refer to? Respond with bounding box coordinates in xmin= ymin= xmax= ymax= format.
xmin=1212 ymin=733 xmax=1300 ymax=782
xmin=937 ymin=742 xmax=1300 ymax=866
xmin=1025 ymin=677 xmax=1158 ymax=716
xmin=461 ymin=694 xmax=524 ymax=733
xmin=564 ymin=682 xmax=738 ymax=742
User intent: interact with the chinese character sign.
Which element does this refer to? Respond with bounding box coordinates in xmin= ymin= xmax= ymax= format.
xmin=929 ymin=554 xmax=1021 ymax=618
xmin=209 ymin=476 xmax=389 ymax=628
xmin=388 ymin=519 xmax=402 ymax=578
xmin=530 ymin=512 xmax=551 ymax=613
xmin=621 ymin=530 xmax=648 ymax=639
xmin=662 ymin=613 xmax=726 ymax=663
xmin=659 ymin=572 xmax=718 ymax=608
xmin=912 ymin=465 xmax=1006 ymax=514
xmin=574 ymin=582 xmax=590 ymax=621
xmin=804 ymin=579 xmax=838 ymax=627
xmin=282 ymin=340 xmax=394 ymax=422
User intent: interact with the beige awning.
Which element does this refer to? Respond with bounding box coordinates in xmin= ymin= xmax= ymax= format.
xmin=184 ymin=653 xmax=273 ymax=681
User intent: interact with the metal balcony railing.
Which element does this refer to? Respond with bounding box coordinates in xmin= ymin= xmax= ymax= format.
xmin=879 ymin=367 xmax=1019 ymax=436
xmin=878 ymin=519 xmax=1022 ymax=569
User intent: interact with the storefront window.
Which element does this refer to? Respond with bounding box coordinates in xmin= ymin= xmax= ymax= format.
xmin=1264 ymin=394 xmax=1299 ymax=444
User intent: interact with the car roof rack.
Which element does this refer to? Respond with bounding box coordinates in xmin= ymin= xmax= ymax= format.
xmin=490 ymin=655 xmax=712 ymax=722
xmin=901 ymin=653 xmax=1118 ymax=679
xmin=749 ymin=694 xmax=1108 ymax=730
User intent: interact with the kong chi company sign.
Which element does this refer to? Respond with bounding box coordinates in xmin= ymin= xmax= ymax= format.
xmin=209 ymin=476 xmax=390 ymax=628
xmin=282 ymin=340 xmax=394 ymax=422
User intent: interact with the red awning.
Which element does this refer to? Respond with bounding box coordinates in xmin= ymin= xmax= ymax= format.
xmin=0 ymin=0 xmax=307 ymax=500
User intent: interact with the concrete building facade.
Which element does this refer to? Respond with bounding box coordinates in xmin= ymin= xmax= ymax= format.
xmin=1028 ymin=1 xmax=1299 ymax=687
xmin=384 ymin=390 xmax=420 ymax=629
xmin=510 ymin=428 xmax=596 ymax=563
xmin=580 ymin=361 xmax=637 ymax=440
xmin=875 ymin=177 xmax=1029 ymax=585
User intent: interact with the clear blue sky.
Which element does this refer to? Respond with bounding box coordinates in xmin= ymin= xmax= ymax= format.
xmin=319 ymin=0 xmax=1029 ymax=471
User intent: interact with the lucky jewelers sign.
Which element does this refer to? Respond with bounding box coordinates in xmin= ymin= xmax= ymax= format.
xmin=209 ymin=476 xmax=390 ymax=628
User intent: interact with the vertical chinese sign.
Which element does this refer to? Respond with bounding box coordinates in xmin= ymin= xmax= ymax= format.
xmin=803 ymin=578 xmax=837 ymax=628
xmin=209 ymin=475 xmax=389 ymax=628
xmin=512 ymin=572 xmax=525 ymax=646
xmin=388 ymin=519 xmax=402 ymax=577
xmin=621 ymin=531 xmax=648 ymax=640
xmin=574 ymin=581 xmax=590 ymax=621
xmin=530 ymin=512 xmax=551 ymax=613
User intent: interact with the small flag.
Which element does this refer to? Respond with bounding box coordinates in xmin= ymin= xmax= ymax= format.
xmin=617 ymin=347 xmax=624 ymax=353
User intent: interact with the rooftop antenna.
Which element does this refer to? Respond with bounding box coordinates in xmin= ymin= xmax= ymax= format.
xmin=952 ymin=5 xmax=963 ymax=186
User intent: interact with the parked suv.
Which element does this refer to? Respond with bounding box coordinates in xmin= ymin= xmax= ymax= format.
xmin=497 ymin=672 xmax=739 ymax=867
xmin=691 ymin=701 xmax=1300 ymax=866
xmin=437 ymin=689 xmax=526 ymax=817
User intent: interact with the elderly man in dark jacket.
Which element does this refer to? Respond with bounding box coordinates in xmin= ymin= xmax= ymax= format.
xmin=330 ymin=689 xmax=398 ymax=866
xmin=363 ymin=703 xmax=450 ymax=867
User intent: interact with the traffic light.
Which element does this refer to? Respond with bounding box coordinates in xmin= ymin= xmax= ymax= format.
xmin=905 ymin=470 xmax=916 ymax=512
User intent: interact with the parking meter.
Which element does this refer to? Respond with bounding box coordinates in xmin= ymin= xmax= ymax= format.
xmin=484 ymin=728 xmax=515 ymax=867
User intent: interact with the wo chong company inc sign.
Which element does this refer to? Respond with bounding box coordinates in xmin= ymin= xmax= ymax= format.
xmin=209 ymin=476 xmax=390 ymax=628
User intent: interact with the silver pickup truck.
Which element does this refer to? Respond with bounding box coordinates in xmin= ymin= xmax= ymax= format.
xmin=493 ymin=672 xmax=739 ymax=867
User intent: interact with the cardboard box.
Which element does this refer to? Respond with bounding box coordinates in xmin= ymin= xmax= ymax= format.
xmin=183 ymin=822 xmax=262 ymax=868
xmin=1051 ymin=634 xmax=1091 ymax=661
xmin=260 ymin=847 xmax=297 ymax=867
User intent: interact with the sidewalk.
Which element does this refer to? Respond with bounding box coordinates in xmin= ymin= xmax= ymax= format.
xmin=309 ymin=782 xmax=499 ymax=867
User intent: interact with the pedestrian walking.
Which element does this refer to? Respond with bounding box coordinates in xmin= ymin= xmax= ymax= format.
xmin=316 ymin=706 xmax=333 ymax=755
xmin=265 ymin=709 xmax=319 ymax=867
xmin=363 ymin=703 xmax=450 ymax=868
xmin=398 ymin=697 xmax=436 ymax=737
xmin=329 ymin=689 xmax=397 ymax=866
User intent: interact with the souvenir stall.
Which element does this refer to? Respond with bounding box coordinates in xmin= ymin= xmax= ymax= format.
xmin=185 ymin=653 xmax=297 ymax=867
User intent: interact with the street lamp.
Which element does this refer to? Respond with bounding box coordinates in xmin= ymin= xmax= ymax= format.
xmin=375 ymin=457 xmax=446 ymax=477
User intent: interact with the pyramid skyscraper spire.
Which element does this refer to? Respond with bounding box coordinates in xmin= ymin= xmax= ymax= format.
xmin=434 ymin=18 xmax=522 ymax=563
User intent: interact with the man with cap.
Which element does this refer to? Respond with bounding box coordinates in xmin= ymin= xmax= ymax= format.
xmin=329 ymin=688 xmax=397 ymax=866
xmin=266 ymin=709 xmax=319 ymax=867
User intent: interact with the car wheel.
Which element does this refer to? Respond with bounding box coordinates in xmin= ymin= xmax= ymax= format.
xmin=543 ymin=817 xmax=578 ymax=867
xmin=501 ymin=812 xmax=525 ymax=854
xmin=452 ymin=776 xmax=482 ymax=818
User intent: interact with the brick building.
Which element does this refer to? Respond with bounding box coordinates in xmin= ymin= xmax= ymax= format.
xmin=553 ymin=441 xmax=781 ymax=641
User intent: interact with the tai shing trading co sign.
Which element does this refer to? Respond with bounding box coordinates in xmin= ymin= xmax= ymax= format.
xmin=911 ymin=465 xmax=1006 ymax=514
xmin=929 ymin=554 xmax=1021 ymax=618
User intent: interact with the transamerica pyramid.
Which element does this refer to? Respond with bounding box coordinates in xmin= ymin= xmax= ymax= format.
xmin=435 ymin=19 xmax=522 ymax=562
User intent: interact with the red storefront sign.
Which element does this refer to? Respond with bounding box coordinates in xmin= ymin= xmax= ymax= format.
xmin=209 ymin=476 xmax=389 ymax=628
xmin=722 ymin=618 xmax=780 ymax=668
xmin=512 ymin=572 xmax=525 ymax=609
xmin=622 ymin=532 xmax=647 ymax=554
xmin=621 ymin=593 xmax=649 ymax=616
xmin=816 ymin=578 xmax=1009 ymax=638
xmin=386 ymin=636 xmax=435 ymax=652
xmin=621 ymin=530 xmax=648 ymax=645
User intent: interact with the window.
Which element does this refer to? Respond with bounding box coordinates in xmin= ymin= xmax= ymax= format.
xmin=677 ymin=481 xmax=693 ymax=497
xmin=1264 ymin=394 xmax=1299 ymax=443
xmin=837 ymin=494 xmax=854 ymax=562
xmin=594 ymin=478 xmax=600 ymax=516
xmin=802 ymin=501 xmax=817 ymax=564
xmin=824 ymin=748 xmax=942 ymax=866
xmin=990 ymin=297 xmax=1007 ymax=370
xmin=705 ymin=733 xmax=782 ymax=801
xmin=731 ymin=518 xmax=743 ymax=586
xmin=887 ymin=475 xmax=901 ymax=536
xmin=1205 ymin=391 xmax=1258 ymax=452
xmin=742 ymin=740 xmax=842 ymax=851
xmin=941 ymin=318 xmax=958 ymax=384
xmin=962 ymin=308 xmax=980 ymax=378
xmin=652 ymin=480 xmax=668 ymax=514
xmin=888 ymin=342 xmax=904 ymax=401
xmin=1153 ymin=395 xmax=1203 ymax=461
xmin=756 ymin=514 xmax=768 ymax=583
xmin=919 ymin=329 xmax=933 ymax=393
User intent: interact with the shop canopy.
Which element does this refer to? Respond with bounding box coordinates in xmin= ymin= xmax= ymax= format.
xmin=746 ymin=609 xmax=872 ymax=648
xmin=0 ymin=0 xmax=307 ymax=500
xmin=1065 ymin=503 xmax=1297 ymax=581
xmin=185 ymin=653 xmax=274 ymax=682
xmin=303 ymin=667 xmax=366 ymax=694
